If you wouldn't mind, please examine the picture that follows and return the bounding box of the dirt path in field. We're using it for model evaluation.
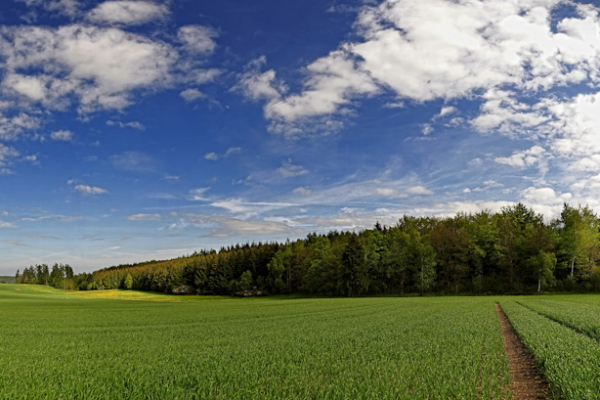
[496,304,550,400]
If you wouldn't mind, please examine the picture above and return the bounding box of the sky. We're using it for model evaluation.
[2,0,600,274]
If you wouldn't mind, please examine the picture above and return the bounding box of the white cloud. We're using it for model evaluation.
[0,25,177,113]
[183,68,221,85]
[277,160,309,178]
[470,90,549,134]
[0,143,19,167]
[495,145,546,168]
[73,184,108,196]
[50,130,74,141]
[107,120,145,130]
[19,0,80,17]
[421,124,433,135]
[170,213,300,238]
[237,0,600,137]
[521,186,573,218]
[224,147,242,157]
[180,88,205,102]
[177,25,218,54]
[406,186,433,196]
[438,106,457,118]
[0,220,18,229]
[437,200,515,217]
[376,187,403,198]
[203,147,242,161]
[210,198,296,218]
[127,213,161,221]
[87,1,169,26]
[237,52,378,135]
[236,57,285,102]
[187,187,211,201]
[0,112,41,141]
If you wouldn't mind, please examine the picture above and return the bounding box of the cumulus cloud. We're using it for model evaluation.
[495,146,546,168]
[0,25,177,113]
[236,0,600,138]
[521,186,572,217]
[50,130,74,141]
[177,25,218,54]
[236,57,285,102]
[87,1,169,25]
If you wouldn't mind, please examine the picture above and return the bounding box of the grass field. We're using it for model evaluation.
[1,285,509,400]
[4,286,600,399]
[500,296,600,400]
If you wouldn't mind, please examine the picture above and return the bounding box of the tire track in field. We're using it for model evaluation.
[496,304,550,400]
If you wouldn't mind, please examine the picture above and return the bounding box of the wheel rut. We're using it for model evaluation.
[495,303,550,400]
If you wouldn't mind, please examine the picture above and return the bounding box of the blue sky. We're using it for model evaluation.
[2,0,600,274]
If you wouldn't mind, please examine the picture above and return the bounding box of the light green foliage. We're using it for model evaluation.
[554,205,600,283]
[502,298,600,400]
[124,273,133,290]
[1,285,508,399]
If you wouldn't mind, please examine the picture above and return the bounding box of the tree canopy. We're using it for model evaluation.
[17,203,600,296]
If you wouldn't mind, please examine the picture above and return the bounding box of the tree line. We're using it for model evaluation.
[15,203,600,296]
[16,263,76,290]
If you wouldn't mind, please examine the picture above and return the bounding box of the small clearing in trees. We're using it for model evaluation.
[496,303,550,400]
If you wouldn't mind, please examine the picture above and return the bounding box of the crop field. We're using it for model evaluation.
[500,296,600,400]
[1,285,509,400]
[4,285,600,400]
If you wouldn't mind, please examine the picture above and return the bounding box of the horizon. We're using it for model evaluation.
[2,0,600,275]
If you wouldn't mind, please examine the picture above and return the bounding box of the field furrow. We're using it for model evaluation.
[501,300,600,400]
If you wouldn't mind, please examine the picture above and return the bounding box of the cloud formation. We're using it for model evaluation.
[50,129,74,141]
[73,184,108,196]
[237,0,600,140]
[87,1,169,26]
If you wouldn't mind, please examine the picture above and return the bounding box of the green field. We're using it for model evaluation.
[3,286,600,399]
[2,285,509,399]
[500,296,600,400]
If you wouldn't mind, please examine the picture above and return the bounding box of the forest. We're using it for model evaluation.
[15,203,600,296]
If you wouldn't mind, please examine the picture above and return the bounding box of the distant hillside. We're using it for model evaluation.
[0,276,15,284]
